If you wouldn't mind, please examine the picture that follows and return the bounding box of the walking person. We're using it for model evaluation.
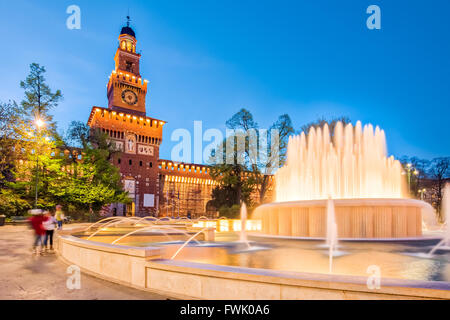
[55,205,64,230]
[28,209,46,256]
[43,211,57,252]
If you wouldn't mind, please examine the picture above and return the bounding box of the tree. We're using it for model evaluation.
[209,108,294,208]
[8,63,64,209]
[55,121,131,213]
[0,101,24,187]
[257,114,294,203]
[429,157,450,220]
[299,116,351,136]
[399,156,430,197]
[1,63,129,218]
[0,189,31,218]
[20,63,62,133]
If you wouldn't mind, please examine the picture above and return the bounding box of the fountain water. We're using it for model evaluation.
[85,217,151,240]
[255,121,434,238]
[110,225,201,245]
[326,197,338,273]
[429,184,450,255]
[240,202,248,243]
[276,121,405,201]
[170,227,208,260]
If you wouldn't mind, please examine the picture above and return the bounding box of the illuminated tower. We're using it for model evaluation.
[107,16,147,116]
[87,17,165,216]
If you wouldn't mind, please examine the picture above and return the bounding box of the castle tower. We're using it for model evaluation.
[107,16,147,116]
[87,18,165,216]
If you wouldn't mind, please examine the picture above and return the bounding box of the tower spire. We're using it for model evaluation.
[126,8,131,27]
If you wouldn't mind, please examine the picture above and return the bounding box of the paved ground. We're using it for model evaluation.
[0,224,169,300]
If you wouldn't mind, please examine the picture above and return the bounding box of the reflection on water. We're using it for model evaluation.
[123,233,450,283]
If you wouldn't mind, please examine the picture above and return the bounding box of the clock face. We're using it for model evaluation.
[121,89,138,105]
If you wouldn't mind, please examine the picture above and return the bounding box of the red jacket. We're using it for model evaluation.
[29,215,47,235]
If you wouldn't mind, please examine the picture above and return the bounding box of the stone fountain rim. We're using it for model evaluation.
[56,226,450,299]
[257,198,432,208]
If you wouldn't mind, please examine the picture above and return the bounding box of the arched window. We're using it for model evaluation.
[121,41,126,50]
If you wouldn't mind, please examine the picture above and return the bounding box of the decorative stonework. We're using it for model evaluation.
[125,134,136,154]
[138,144,154,156]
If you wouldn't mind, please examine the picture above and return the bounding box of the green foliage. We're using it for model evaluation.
[0,189,31,217]
[209,108,294,206]
[210,184,252,211]
[20,63,62,132]
[0,63,129,218]
[56,121,131,212]
[0,101,24,187]
[218,204,241,219]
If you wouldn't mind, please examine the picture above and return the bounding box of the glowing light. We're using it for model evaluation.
[276,121,406,201]
[35,118,45,128]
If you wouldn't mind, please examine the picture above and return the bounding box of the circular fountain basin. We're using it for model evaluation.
[254,198,433,239]
[56,225,450,300]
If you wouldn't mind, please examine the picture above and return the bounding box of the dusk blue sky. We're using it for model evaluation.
[0,0,449,162]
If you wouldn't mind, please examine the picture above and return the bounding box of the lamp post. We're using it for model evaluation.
[405,163,418,195]
[419,188,426,201]
[34,118,45,208]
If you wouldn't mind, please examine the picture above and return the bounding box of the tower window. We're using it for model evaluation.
[149,162,153,168]
[129,159,132,165]
[126,61,133,72]
[118,158,121,164]
[139,161,143,167]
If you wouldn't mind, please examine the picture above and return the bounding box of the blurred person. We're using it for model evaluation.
[28,209,46,255]
[55,205,64,230]
[43,211,57,252]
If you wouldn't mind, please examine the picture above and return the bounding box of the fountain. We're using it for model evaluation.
[240,202,248,243]
[326,197,338,273]
[429,184,450,255]
[254,121,435,239]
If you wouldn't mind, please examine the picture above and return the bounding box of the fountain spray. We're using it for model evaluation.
[429,183,450,255]
[326,197,338,273]
[240,202,248,243]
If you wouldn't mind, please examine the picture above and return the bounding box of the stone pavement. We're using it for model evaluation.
[0,224,169,300]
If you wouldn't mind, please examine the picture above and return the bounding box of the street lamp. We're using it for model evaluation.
[35,118,45,128]
[404,163,419,195]
[419,188,427,201]
[33,118,46,208]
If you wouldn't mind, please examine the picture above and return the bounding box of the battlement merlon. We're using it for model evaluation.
[87,106,166,139]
